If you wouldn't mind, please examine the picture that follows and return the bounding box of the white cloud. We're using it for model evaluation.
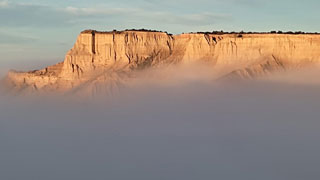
[148,12,231,26]
[0,1,232,32]
[0,0,9,8]
[62,6,231,26]
[65,6,79,14]
[64,6,140,16]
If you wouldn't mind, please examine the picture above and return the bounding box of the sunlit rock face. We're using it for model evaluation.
[5,30,320,95]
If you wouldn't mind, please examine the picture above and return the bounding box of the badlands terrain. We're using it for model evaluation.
[2,30,320,180]
[3,30,320,96]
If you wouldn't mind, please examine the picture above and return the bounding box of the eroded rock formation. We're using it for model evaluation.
[5,30,320,95]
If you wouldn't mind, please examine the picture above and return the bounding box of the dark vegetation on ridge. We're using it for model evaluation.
[82,29,173,36]
[193,30,320,35]
[82,29,319,36]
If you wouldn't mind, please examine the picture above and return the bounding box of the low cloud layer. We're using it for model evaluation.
[1,63,320,180]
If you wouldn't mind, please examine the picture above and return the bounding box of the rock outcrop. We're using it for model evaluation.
[5,30,320,95]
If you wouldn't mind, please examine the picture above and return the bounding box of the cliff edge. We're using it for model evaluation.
[5,30,320,95]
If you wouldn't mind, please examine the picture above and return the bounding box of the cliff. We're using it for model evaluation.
[5,30,320,94]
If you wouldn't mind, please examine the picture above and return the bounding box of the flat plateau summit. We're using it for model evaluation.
[4,30,320,95]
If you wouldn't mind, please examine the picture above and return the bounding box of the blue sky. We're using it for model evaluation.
[1,0,320,66]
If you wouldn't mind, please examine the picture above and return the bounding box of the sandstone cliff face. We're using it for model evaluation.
[5,30,320,94]
[61,31,174,79]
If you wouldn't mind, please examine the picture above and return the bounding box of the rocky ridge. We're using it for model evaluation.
[5,30,320,95]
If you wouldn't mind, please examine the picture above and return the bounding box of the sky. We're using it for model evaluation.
[0,0,320,66]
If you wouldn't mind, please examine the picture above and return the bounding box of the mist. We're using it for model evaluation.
[0,59,60,77]
[1,63,320,180]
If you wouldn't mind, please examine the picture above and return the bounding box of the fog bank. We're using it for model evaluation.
[1,64,320,180]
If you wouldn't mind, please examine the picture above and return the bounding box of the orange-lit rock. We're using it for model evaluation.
[5,30,320,94]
